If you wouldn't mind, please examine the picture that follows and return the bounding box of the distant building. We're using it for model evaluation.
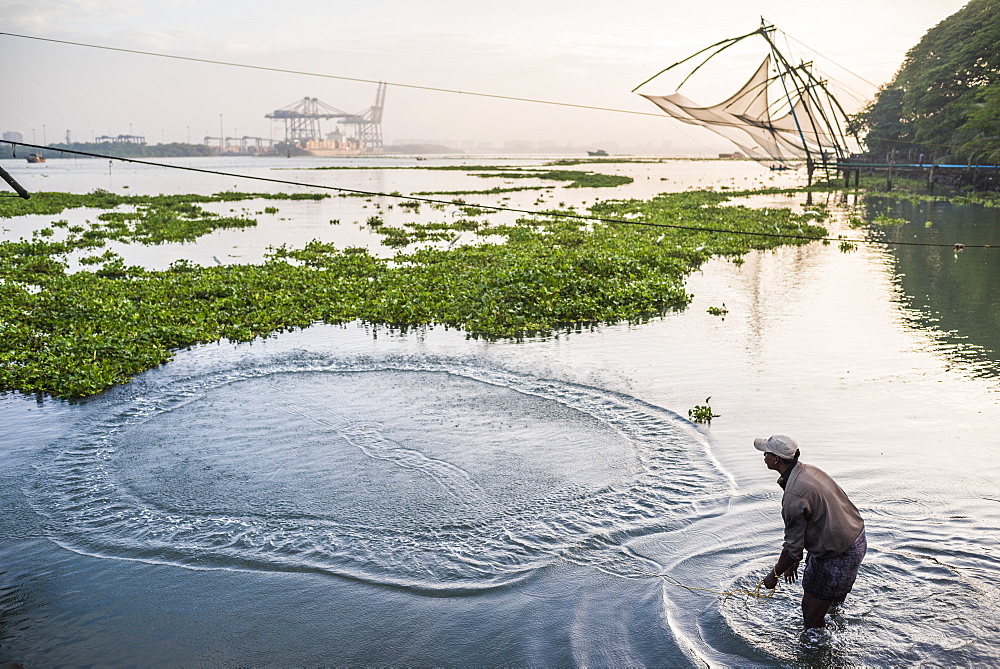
[718,151,745,159]
[3,131,24,142]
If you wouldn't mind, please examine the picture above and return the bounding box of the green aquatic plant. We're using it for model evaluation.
[371,218,487,249]
[373,224,455,248]
[0,190,328,220]
[414,186,551,196]
[473,169,633,188]
[0,187,827,398]
[688,398,719,424]
[872,214,909,226]
[91,204,257,245]
[386,164,633,189]
[707,304,728,316]
[547,158,669,166]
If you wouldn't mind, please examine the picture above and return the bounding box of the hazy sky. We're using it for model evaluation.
[1,0,969,152]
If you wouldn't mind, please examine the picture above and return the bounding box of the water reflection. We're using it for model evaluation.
[868,197,1000,376]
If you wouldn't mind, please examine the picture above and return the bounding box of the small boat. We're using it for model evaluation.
[587,149,608,156]
[26,153,46,163]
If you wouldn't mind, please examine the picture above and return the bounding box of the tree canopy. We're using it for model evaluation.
[851,0,1000,163]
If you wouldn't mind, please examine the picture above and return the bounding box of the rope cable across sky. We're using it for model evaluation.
[0,30,980,156]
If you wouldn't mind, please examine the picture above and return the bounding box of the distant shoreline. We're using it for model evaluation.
[1,142,745,161]
[0,142,215,160]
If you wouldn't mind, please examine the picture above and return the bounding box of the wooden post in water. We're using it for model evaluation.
[887,150,895,190]
[0,165,30,199]
[854,168,860,188]
[806,159,814,187]
[927,165,935,193]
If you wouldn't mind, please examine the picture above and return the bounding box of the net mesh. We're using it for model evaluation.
[640,54,851,166]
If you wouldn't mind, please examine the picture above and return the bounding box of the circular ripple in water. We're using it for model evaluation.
[648,469,1000,666]
[32,355,730,592]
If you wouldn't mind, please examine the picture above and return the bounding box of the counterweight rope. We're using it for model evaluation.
[0,32,666,120]
[670,576,776,602]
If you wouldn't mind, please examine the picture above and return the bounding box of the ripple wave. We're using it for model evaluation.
[31,354,731,593]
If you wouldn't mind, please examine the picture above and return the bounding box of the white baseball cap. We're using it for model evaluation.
[753,434,799,459]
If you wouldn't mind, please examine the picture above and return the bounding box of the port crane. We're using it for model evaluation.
[266,83,386,154]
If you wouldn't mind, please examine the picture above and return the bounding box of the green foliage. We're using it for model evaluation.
[688,397,719,424]
[872,214,908,226]
[961,80,1000,164]
[407,164,633,188]
[280,162,632,189]
[0,190,328,221]
[852,0,1000,162]
[415,186,551,196]
[840,174,1000,206]
[371,219,478,248]
[0,188,826,398]
[707,304,728,316]
[847,214,866,228]
[0,190,329,250]
[472,169,633,188]
[849,86,912,158]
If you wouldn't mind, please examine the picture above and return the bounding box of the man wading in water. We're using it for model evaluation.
[756,434,866,629]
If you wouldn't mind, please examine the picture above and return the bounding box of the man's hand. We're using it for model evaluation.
[764,548,800,589]
[782,560,800,584]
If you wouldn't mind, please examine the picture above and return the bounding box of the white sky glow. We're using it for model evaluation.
[0,0,969,153]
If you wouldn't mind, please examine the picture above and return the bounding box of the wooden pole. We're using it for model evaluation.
[0,165,30,199]
[887,149,895,190]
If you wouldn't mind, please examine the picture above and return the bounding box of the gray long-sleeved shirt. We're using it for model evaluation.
[780,461,864,561]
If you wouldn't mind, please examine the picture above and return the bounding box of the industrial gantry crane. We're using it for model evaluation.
[266,82,387,154]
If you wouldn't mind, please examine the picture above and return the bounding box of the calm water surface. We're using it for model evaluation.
[1,157,999,666]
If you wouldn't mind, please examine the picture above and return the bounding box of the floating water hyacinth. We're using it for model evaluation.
[0,187,828,397]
